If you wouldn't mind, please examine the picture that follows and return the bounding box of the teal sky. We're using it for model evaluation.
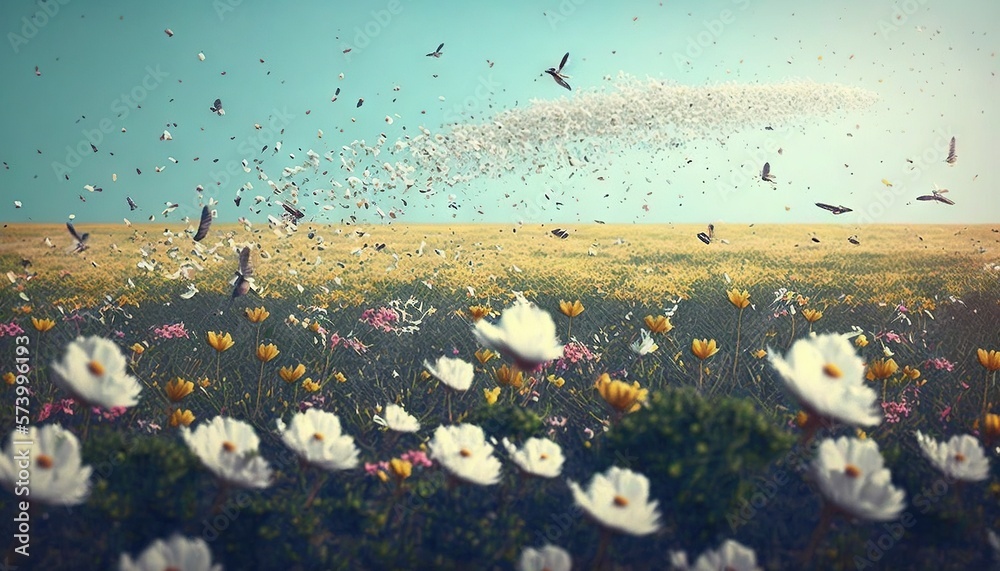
[0,0,997,226]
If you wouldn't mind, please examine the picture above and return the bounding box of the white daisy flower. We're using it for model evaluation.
[568,466,661,536]
[812,436,906,522]
[182,417,272,489]
[50,335,142,410]
[768,333,881,427]
[473,297,564,369]
[428,424,501,486]
[0,424,92,506]
[502,437,565,478]
[118,534,222,571]
[630,330,659,356]
[914,431,990,482]
[518,544,571,571]
[424,356,475,392]
[373,403,420,433]
[670,539,761,570]
[277,409,359,472]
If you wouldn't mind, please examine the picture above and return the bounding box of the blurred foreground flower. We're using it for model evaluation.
[429,424,501,486]
[503,437,564,478]
[812,436,905,522]
[670,539,761,571]
[474,297,564,370]
[181,416,272,489]
[518,544,571,571]
[424,356,474,391]
[0,424,92,506]
[595,373,647,414]
[118,534,221,571]
[915,431,990,482]
[373,403,420,433]
[51,335,142,410]
[277,409,359,472]
[568,466,661,536]
[768,334,881,431]
[644,315,673,334]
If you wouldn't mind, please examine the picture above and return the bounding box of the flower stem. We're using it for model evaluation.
[731,308,744,382]
[567,317,573,341]
[304,471,328,509]
[215,352,221,384]
[592,527,613,571]
[801,502,834,565]
[254,360,265,418]
[698,363,704,391]
[210,481,230,515]
[983,369,993,426]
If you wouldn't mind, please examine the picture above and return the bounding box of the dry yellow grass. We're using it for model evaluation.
[1,223,997,308]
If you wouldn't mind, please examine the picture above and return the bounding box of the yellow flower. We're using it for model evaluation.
[302,378,320,392]
[495,364,524,388]
[3,373,15,386]
[420,371,432,381]
[256,343,279,363]
[207,331,234,353]
[245,307,270,323]
[377,470,389,483]
[547,374,565,388]
[855,428,868,440]
[389,458,412,481]
[802,309,823,323]
[334,372,347,383]
[691,338,719,360]
[977,349,1000,372]
[795,411,810,428]
[467,305,492,322]
[643,315,673,334]
[169,409,195,427]
[198,377,211,388]
[131,343,145,355]
[854,335,869,348]
[594,373,648,414]
[752,349,767,359]
[484,386,501,405]
[279,364,306,383]
[31,317,55,332]
[980,413,1000,444]
[902,366,920,381]
[796,295,809,306]
[559,299,585,318]
[474,348,497,365]
[309,321,321,333]
[726,289,751,310]
[866,358,899,381]
[165,378,194,402]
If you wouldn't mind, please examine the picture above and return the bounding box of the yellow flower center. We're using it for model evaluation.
[87,360,105,376]
[844,464,862,478]
[222,441,237,453]
[36,454,54,469]
[822,363,842,378]
[459,448,472,458]
[613,495,629,507]
[954,453,966,463]
[313,433,324,441]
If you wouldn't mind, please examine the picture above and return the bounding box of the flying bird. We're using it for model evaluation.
[815,203,853,215]
[848,235,860,245]
[66,223,89,253]
[551,228,569,239]
[126,196,138,211]
[545,52,572,90]
[426,43,444,58]
[193,205,212,241]
[230,246,255,298]
[210,98,224,115]
[917,186,955,205]
[761,162,776,183]
[945,136,957,165]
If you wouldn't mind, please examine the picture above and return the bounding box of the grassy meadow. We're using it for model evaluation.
[0,222,998,569]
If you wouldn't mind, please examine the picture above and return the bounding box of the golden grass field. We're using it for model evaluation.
[1,223,997,310]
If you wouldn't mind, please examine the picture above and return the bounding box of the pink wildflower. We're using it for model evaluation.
[400,449,433,468]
